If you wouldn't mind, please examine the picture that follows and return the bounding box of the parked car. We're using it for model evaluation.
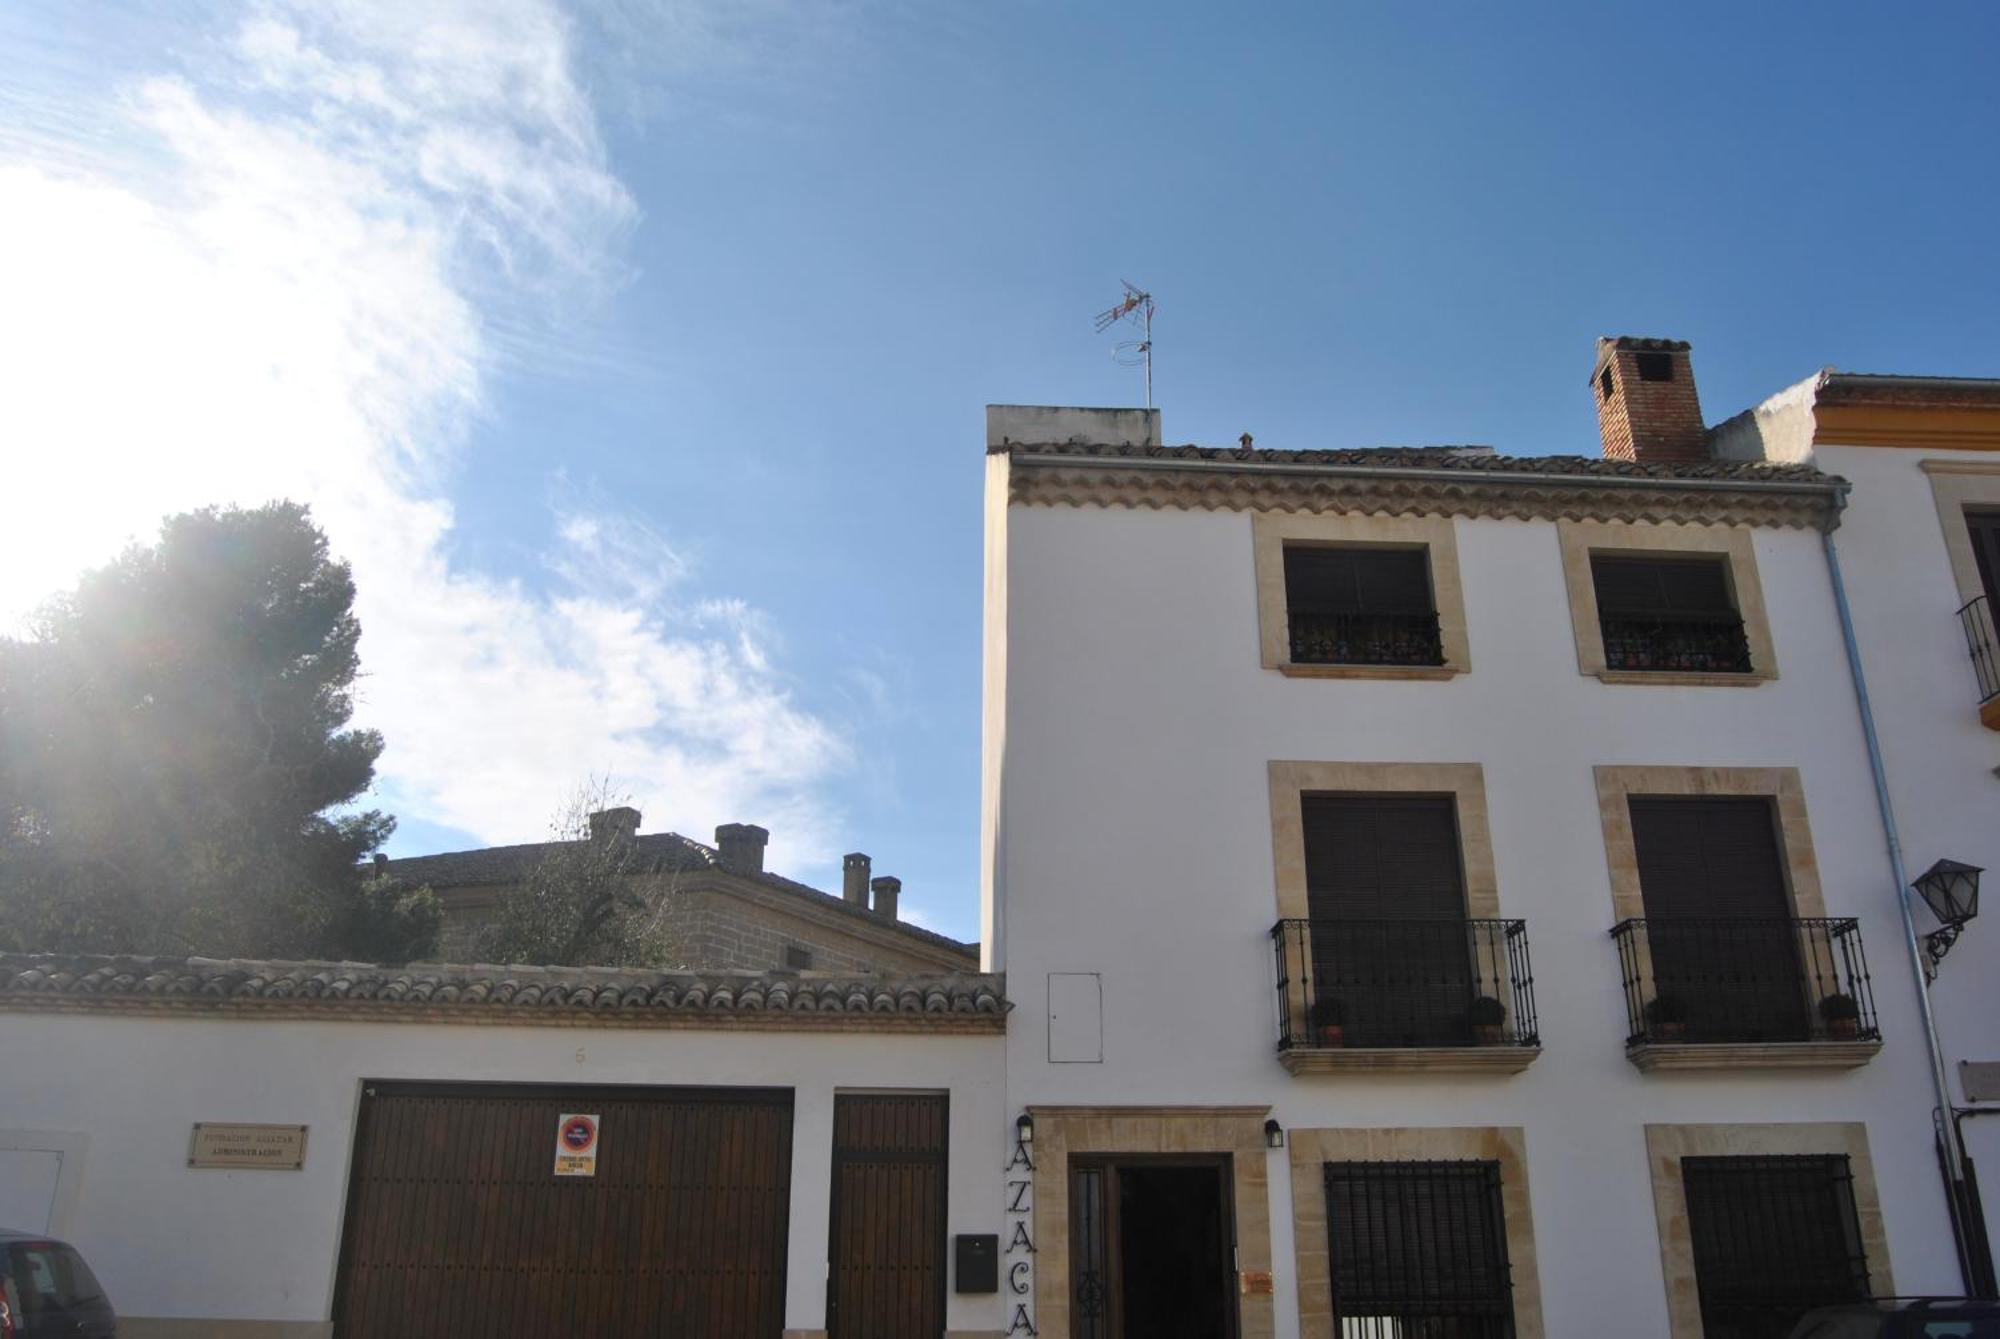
[1787,1297,2000,1338]
[0,1230,116,1338]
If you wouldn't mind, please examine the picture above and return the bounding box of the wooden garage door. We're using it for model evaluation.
[334,1082,793,1338]
[827,1092,948,1339]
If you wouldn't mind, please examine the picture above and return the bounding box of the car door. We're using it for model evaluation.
[5,1241,116,1339]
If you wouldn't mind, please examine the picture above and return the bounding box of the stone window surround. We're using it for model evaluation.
[1269,762,1500,923]
[1026,1105,1277,1339]
[1592,767,1882,1071]
[1287,1126,1544,1339]
[1592,766,1824,924]
[1252,513,1471,680]
[1266,763,1536,1072]
[1557,519,1778,686]
[1643,1123,1893,1339]
[1922,460,2000,606]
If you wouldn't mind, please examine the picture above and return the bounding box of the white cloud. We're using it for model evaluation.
[0,0,848,870]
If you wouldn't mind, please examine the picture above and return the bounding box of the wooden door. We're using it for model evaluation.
[1303,794,1474,1046]
[1067,1157,1239,1339]
[827,1092,947,1339]
[333,1082,793,1338]
[1630,796,1808,1042]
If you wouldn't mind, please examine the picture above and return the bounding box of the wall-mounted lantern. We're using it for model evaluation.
[1913,858,1983,977]
[1016,1112,1034,1145]
[1264,1119,1285,1149]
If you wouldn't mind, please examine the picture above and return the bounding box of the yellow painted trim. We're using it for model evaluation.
[1814,404,2000,451]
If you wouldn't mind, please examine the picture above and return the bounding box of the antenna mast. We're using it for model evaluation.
[1094,281,1156,408]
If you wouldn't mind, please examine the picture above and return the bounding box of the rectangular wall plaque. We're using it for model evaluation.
[188,1123,308,1170]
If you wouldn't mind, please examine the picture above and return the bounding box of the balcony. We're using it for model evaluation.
[1610,917,1882,1072]
[1600,610,1753,675]
[1960,595,2000,731]
[1272,918,1540,1074]
[1287,610,1444,669]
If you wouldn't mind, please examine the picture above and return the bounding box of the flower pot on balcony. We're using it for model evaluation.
[1819,992,1862,1041]
[1468,995,1507,1045]
[1311,999,1346,1048]
[1644,994,1689,1043]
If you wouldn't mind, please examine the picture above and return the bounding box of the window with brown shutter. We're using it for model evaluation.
[1283,546,1444,667]
[1628,796,1810,1043]
[1590,553,1753,673]
[1301,795,1474,1047]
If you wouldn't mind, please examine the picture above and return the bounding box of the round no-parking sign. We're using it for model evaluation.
[554,1112,600,1177]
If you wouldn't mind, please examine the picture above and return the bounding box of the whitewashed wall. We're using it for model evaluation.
[0,1013,1004,1336]
[988,496,1970,1334]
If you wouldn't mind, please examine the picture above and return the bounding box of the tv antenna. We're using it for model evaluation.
[1094,281,1155,407]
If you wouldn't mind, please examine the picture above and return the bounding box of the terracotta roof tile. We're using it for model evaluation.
[0,954,1006,1028]
[999,440,1838,485]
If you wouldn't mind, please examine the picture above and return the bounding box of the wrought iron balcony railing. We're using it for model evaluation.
[1287,610,1445,668]
[1609,917,1879,1047]
[1600,609,1753,674]
[1272,918,1538,1051]
[1960,594,1999,711]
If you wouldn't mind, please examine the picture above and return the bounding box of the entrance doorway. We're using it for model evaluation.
[1069,1156,1239,1339]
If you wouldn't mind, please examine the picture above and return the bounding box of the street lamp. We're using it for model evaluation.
[1913,858,1983,978]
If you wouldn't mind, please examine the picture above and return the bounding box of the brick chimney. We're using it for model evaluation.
[842,852,871,905]
[587,806,641,842]
[715,823,769,874]
[1591,336,1708,464]
[870,875,901,920]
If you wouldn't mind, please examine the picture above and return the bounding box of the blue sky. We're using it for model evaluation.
[4,2,1997,943]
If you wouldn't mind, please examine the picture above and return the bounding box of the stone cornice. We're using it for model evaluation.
[1005,453,1847,530]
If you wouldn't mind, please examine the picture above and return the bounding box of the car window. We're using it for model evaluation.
[5,1243,106,1314]
[1923,1322,2000,1337]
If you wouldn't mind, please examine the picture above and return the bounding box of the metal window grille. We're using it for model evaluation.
[1324,1159,1516,1338]
[1591,554,1753,674]
[1960,594,1999,709]
[1283,545,1445,667]
[1272,918,1539,1053]
[1681,1154,1871,1339]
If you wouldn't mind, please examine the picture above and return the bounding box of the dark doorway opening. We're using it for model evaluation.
[1070,1156,1239,1339]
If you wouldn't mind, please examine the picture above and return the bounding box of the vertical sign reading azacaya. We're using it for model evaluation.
[1005,1120,1037,1335]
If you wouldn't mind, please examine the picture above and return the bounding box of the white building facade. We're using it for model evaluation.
[980,341,1988,1337]
[1713,369,2000,1285]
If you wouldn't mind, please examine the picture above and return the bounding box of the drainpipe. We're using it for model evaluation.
[1823,521,1994,1295]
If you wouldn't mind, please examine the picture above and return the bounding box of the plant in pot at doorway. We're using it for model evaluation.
[1819,992,1862,1041]
[1311,997,1346,1047]
[1468,995,1507,1044]
[1644,993,1689,1043]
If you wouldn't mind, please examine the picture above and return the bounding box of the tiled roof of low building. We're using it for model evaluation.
[383,832,711,889]
[998,439,1837,484]
[382,833,977,959]
[0,954,1006,1032]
